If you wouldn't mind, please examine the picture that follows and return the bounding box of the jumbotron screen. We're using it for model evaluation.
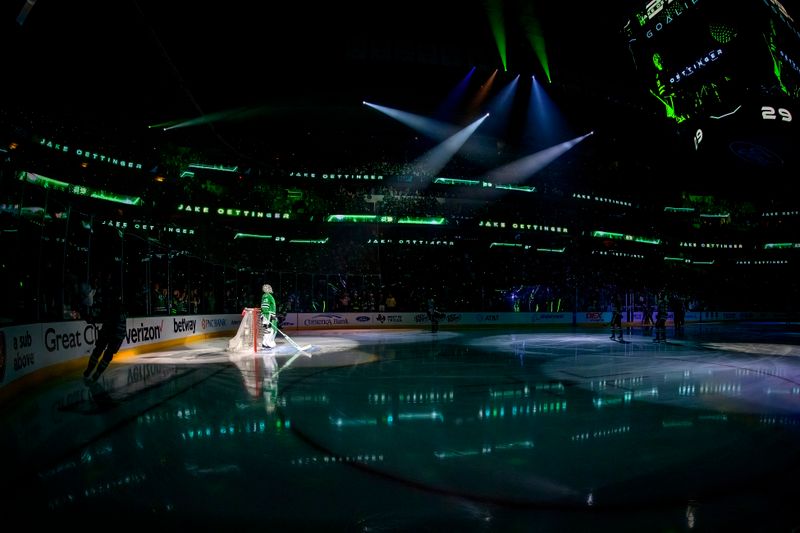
[625,0,799,170]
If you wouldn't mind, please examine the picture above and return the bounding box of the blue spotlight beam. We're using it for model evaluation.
[525,75,571,149]
[435,67,476,120]
[482,75,520,138]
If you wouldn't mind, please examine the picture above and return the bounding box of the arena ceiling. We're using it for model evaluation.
[2,1,648,165]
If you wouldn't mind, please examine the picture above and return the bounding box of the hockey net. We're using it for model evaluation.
[227,307,264,353]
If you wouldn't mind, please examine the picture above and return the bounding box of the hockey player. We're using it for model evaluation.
[427,297,444,333]
[654,291,669,343]
[83,274,127,381]
[609,296,623,341]
[261,283,278,349]
[641,298,654,336]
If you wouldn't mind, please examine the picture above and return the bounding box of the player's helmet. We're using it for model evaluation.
[263,284,273,294]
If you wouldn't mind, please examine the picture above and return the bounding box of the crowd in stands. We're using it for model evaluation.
[1,106,798,327]
[2,170,794,327]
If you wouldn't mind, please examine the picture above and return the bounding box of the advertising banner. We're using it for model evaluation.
[2,309,787,392]
[0,314,234,389]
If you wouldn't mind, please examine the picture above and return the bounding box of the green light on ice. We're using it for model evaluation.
[434,449,483,459]
[593,396,624,408]
[397,411,444,422]
[494,440,534,450]
[662,419,694,428]
[330,417,377,427]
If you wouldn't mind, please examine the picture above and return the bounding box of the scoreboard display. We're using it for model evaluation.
[624,0,799,173]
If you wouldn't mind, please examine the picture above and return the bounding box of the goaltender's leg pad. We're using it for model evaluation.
[263,327,277,348]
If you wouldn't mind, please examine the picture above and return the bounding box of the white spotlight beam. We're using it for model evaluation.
[406,113,490,177]
[162,105,281,130]
[487,132,593,184]
[16,0,37,25]
[363,101,459,141]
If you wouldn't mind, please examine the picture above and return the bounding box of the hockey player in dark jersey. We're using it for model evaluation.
[610,296,623,341]
[427,297,445,333]
[654,291,669,343]
[83,274,127,382]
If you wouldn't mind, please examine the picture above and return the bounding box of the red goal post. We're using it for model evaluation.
[227,307,264,353]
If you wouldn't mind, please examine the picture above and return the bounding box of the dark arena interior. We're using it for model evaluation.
[1,1,800,531]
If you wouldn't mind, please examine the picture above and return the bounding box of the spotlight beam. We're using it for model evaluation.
[487,132,593,184]
[405,114,490,178]
[363,101,459,141]
[159,106,282,131]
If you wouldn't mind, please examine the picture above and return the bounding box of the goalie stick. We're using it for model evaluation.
[274,349,306,377]
[272,328,313,377]
[275,326,313,358]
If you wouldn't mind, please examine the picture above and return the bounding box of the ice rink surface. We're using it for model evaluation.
[2,323,800,531]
